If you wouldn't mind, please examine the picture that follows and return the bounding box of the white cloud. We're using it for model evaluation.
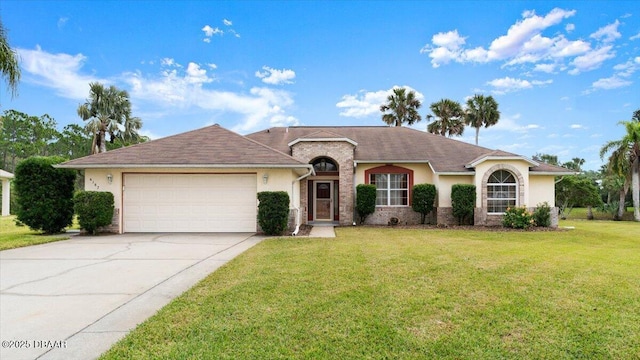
[202,25,223,37]
[57,17,68,29]
[223,19,232,26]
[570,124,584,129]
[17,46,106,100]
[336,85,425,118]
[486,76,552,94]
[421,8,584,68]
[486,8,576,60]
[207,63,217,70]
[255,66,296,85]
[565,23,575,32]
[125,66,296,133]
[631,32,640,40]
[569,45,615,74]
[591,76,632,90]
[590,20,621,43]
[533,63,557,73]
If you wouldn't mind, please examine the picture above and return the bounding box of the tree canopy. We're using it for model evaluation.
[427,99,464,137]
[0,18,21,101]
[380,88,422,127]
[77,82,143,154]
[464,94,500,145]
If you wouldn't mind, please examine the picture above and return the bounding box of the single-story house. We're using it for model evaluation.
[1,169,14,217]
[58,124,574,233]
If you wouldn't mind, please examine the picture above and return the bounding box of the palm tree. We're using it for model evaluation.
[116,116,143,146]
[380,88,422,127]
[464,94,500,145]
[0,18,21,100]
[600,113,640,221]
[77,82,139,154]
[428,99,464,137]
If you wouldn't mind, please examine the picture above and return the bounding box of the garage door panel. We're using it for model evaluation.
[123,174,257,233]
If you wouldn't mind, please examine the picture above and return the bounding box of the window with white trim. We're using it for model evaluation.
[370,173,408,206]
[487,170,516,213]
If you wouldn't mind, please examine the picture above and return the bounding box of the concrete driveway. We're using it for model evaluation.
[0,233,262,360]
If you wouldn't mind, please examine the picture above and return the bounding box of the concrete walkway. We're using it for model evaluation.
[308,225,336,238]
[0,233,262,360]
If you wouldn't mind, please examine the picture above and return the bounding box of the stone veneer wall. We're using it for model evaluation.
[364,206,432,225]
[291,141,356,226]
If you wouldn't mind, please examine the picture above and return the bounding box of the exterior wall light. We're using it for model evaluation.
[107,174,113,184]
[262,173,269,184]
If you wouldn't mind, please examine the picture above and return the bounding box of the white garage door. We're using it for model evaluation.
[123,174,257,232]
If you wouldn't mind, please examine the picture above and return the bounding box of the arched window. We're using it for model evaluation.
[312,157,338,173]
[487,170,516,213]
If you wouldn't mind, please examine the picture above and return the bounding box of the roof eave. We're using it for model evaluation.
[56,163,312,170]
[530,171,578,176]
[465,156,539,168]
[288,138,358,147]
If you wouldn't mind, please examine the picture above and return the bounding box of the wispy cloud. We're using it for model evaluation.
[201,19,240,42]
[590,20,621,43]
[336,85,425,118]
[17,45,106,100]
[255,66,296,85]
[486,77,552,94]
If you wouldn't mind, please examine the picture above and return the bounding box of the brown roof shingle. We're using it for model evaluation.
[59,124,307,168]
[247,126,573,174]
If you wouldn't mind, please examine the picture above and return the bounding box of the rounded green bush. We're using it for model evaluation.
[74,191,115,235]
[13,156,76,234]
[257,191,290,235]
[356,184,376,224]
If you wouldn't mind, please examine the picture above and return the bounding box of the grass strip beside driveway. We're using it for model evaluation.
[102,221,640,359]
[0,216,70,251]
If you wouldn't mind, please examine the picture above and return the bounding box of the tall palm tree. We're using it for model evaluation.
[77,82,138,154]
[116,116,143,146]
[0,19,21,100]
[464,94,500,145]
[600,114,640,221]
[380,88,422,127]
[428,99,464,137]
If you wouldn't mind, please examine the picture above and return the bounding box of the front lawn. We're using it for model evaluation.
[102,221,640,359]
[0,216,71,251]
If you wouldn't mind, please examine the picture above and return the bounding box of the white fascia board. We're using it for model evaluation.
[465,156,539,169]
[288,138,358,147]
[529,171,578,176]
[435,172,475,176]
[354,160,431,164]
[55,163,313,170]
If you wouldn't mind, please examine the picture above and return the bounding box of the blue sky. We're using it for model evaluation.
[1,1,639,170]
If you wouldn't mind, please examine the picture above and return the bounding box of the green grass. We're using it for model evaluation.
[102,220,640,359]
[564,206,635,221]
[0,216,71,251]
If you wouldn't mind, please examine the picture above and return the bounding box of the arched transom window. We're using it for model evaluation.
[312,157,338,173]
[487,170,516,213]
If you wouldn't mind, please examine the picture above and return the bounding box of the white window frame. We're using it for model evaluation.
[487,170,517,214]
[370,173,409,207]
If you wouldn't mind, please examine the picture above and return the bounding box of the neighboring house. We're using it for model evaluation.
[58,124,573,233]
[1,169,14,217]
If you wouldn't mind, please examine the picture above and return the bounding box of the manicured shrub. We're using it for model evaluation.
[74,191,115,235]
[503,206,534,229]
[451,184,475,225]
[356,184,376,224]
[412,183,436,224]
[533,202,551,227]
[13,156,76,234]
[257,191,290,235]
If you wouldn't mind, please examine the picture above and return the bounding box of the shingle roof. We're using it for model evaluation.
[59,124,307,168]
[247,126,573,174]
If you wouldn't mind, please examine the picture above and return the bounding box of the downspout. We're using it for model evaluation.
[353,161,357,225]
[291,165,315,236]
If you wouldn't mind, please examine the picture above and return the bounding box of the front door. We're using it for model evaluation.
[314,181,333,221]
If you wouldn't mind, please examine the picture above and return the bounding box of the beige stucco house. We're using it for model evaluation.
[58,124,573,233]
[1,169,14,217]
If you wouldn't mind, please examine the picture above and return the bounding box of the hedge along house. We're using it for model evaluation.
[58,124,573,233]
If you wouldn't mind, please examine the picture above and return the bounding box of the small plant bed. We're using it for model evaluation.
[356,224,564,232]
